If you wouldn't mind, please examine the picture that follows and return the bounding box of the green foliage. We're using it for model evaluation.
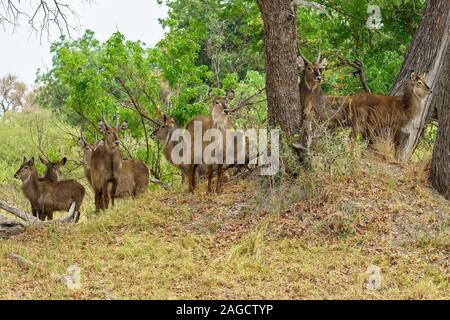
[33,0,427,182]
[0,111,77,185]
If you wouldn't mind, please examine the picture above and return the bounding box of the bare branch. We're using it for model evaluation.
[229,87,266,114]
[292,0,331,19]
[0,1,85,41]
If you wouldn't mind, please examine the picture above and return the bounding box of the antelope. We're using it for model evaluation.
[23,156,68,218]
[348,72,432,146]
[151,90,235,193]
[297,50,350,128]
[14,157,85,221]
[79,132,149,198]
[90,114,128,211]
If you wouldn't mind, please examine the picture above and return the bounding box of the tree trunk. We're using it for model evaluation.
[431,45,450,200]
[257,0,302,136]
[391,0,450,161]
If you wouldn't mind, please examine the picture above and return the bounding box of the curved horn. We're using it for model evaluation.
[114,112,119,127]
[102,111,111,128]
[80,127,86,142]
[298,48,312,65]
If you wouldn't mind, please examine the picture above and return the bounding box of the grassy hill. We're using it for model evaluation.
[0,112,448,299]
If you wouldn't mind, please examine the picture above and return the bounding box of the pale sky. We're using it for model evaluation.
[0,0,168,86]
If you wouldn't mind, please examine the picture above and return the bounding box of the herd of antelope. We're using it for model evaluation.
[13,52,432,222]
[297,51,432,150]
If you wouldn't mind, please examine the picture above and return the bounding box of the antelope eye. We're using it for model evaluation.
[24,166,28,169]
[161,125,166,128]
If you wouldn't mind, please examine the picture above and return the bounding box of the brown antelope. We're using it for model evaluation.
[348,72,432,146]
[78,130,96,186]
[79,132,149,198]
[14,157,85,221]
[151,90,235,193]
[23,156,67,218]
[297,51,350,128]
[90,114,128,211]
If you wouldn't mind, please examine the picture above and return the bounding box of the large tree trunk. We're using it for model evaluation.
[431,45,450,200]
[257,0,302,136]
[391,0,450,161]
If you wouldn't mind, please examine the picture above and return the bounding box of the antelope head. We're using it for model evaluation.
[150,114,177,144]
[39,156,67,181]
[14,157,37,182]
[208,89,235,129]
[409,72,432,101]
[297,49,328,91]
[98,113,128,150]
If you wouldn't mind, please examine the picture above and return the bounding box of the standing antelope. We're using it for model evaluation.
[348,72,432,147]
[90,115,128,211]
[79,131,150,198]
[297,51,350,128]
[14,157,85,221]
[151,90,235,193]
[23,156,68,218]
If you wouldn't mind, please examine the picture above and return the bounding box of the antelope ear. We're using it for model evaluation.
[23,156,27,163]
[28,157,34,166]
[163,114,167,123]
[410,72,417,81]
[98,121,107,132]
[226,90,235,101]
[120,121,128,131]
[319,58,328,69]
[40,156,49,166]
[59,157,67,166]
[208,89,215,99]
[297,56,306,70]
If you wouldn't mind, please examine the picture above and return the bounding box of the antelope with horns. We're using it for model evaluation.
[14,157,85,221]
[151,90,235,193]
[79,130,150,198]
[297,50,350,128]
[348,72,432,148]
[90,114,128,211]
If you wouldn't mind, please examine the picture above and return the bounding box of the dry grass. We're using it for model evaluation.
[0,140,448,299]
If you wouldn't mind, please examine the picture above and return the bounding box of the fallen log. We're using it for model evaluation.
[0,201,79,238]
[0,215,26,238]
